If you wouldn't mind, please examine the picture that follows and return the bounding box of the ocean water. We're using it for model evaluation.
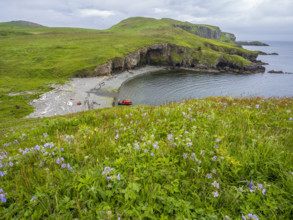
[117,41,293,105]
[243,41,293,73]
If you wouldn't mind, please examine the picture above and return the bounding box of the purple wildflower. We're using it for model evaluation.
[34,145,40,151]
[102,167,114,175]
[187,142,192,147]
[200,150,205,155]
[242,214,246,220]
[0,171,5,177]
[216,138,221,142]
[212,191,219,197]
[43,133,48,138]
[257,183,263,190]
[212,156,217,161]
[167,134,173,141]
[61,164,66,168]
[211,181,219,189]
[153,142,159,150]
[56,158,61,164]
[262,188,266,195]
[67,163,73,170]
[183,153,188,159]
[9,162,13,167]
[206,174,212,179]
[117,173,121,180]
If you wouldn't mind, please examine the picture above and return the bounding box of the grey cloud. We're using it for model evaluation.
[1,0,293,40]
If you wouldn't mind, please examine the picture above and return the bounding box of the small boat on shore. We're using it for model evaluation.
[117,99,132,105]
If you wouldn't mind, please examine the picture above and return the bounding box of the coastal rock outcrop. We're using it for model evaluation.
[78,43,264,77]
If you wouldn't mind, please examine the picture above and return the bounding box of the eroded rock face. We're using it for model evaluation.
[89,43,264,76]
[223,32,236,42]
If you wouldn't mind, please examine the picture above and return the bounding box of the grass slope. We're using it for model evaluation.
[0,17,257,123]
[0,97,292,218]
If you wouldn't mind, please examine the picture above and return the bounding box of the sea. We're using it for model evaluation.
[117,41,293,105]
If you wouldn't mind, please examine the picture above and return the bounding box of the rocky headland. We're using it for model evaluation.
[236,41,269,46]
[76,43,265,78]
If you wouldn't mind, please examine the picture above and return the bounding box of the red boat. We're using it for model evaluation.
[117,99,132,105]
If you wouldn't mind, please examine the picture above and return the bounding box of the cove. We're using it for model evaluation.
[117,70,293,106]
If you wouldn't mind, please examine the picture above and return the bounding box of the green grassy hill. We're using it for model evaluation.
[0,17,257,123]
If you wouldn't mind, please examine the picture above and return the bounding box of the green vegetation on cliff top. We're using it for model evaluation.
[0,17,257,122]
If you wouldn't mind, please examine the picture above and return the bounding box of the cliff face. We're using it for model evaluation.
[76,43,264,77]
[173,24,221,40]
[173,24,236,43]
[222,32,236,42]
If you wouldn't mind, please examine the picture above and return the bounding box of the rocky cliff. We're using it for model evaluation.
[76,43,264,77]
[173,24,236,43]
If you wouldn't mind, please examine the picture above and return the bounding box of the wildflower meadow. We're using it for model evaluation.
[0,97,292,219]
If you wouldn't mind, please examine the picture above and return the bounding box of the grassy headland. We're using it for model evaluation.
[0,17,258,123]
[0,97,292,218]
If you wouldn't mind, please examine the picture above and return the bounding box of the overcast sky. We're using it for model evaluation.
[1,0,292,41]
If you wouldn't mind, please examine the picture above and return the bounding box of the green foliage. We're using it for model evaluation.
[0,97,293,219]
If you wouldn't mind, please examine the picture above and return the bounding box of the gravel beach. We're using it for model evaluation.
[26,66,165,118]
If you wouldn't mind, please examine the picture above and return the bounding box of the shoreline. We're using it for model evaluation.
[26,66,166,118]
